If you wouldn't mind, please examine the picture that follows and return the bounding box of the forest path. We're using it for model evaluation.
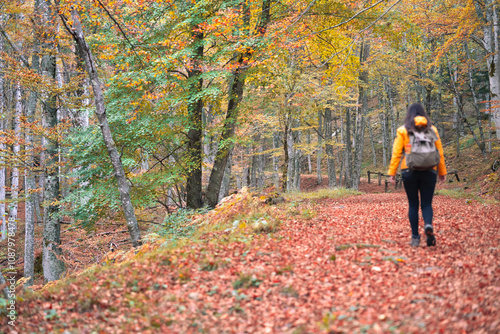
[7,192,500,333]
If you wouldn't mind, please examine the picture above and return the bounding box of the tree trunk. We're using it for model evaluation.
[286,122,294,191]
[316,111,323,184]
[324,108,336,188]
[344,108,353,187]
[381,111,388,167]
[293,127,301,190]
[352,41,369,190]
[24,11,41,286]
[368,121,377,167]
[306,130,312,174]
[257,142,265,188]
[250,140,258,188]
[282,120,289,192]
[338,115,344,186]
[0,30,5,241]
[41,29,65,282]
[474,0,500,140]
[218,151,232,202]
[8,83,21,235]
[464,42,486,153]
[185,29,204,209]
[272,132,280,189]
[206,0,271,207]
[64,9,142,246]
[446,55,483,153]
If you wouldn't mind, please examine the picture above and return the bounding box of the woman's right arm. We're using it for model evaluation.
[387,128,405,176]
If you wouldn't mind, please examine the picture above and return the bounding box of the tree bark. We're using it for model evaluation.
[0,27,5,241]
[185,29,204,209]
[324,108,336,188]
[352,41,369,191]
[344,108,353,187]
[218,151,232,202]
[474,0,500,140]
[282,120,289,192]
[62,9,141,247]
[8,83,21,235]
[257,142,265,188]
[41,25,65,282]
[316,110,323,184]
[272,132,280,189]
[464,41,486,153]
[293,126,301,190]
[306,130,312,174]
[250,140,258,188]
[446,55,483,153]
[368,121,377,167]
[381,110,388,167]
[286,120,294,191]
[24,4,41,286]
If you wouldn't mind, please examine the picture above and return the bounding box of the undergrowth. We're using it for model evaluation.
[286,188,363,201]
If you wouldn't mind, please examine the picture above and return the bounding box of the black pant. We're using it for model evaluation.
[401,169,437,238]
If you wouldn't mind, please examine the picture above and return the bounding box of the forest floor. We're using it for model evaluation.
[2,176,500,333]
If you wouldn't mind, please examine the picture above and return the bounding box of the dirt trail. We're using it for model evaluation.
[5,192,500,333]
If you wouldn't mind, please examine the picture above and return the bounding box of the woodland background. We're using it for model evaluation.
[0,0,499,298]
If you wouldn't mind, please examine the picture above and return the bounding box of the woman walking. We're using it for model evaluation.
[388,103,447,247]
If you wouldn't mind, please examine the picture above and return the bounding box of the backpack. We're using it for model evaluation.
[405,128,440,170]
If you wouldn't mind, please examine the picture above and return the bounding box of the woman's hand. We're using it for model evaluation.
[389,175,396,185]
[438,175,446,184]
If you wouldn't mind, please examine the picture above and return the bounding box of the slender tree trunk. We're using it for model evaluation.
[338,115,344,186]
[306,130,312,174]
[474,0,500,140]
[381,111,388,166]
[218,151,232,202]
[352,40,369,190]
[257,142,265,188]
[293,126,301,190]
[344,108,353,187]
[316,111,323,184]
[324,108,336,188]
[272,132,280,189]
[446,55,483,153]
[286,123,294,191]
[487,94,493,153]
[24,8,41,286]
[63,9,141,246]
[282,120,289,192]
[464,42,486,153]
[206,0,271,207]
[8,83,21,235]
[385,78,396,139]
[41,36,65,282]
[250,136,258,188]
[368,121,377,167]
[185,28,204,209]
[0,29,6,241]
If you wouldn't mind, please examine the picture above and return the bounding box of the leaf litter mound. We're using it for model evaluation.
[4,189,500,333]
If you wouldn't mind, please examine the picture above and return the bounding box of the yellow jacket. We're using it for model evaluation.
[388,120,447,176]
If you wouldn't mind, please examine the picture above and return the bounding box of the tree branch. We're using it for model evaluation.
[95,0,146,68]
[0,26,30,67]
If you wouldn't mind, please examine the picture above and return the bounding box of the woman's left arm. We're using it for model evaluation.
[433,127,447,176]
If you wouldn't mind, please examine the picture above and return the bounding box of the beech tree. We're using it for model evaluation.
[60,8,142,247]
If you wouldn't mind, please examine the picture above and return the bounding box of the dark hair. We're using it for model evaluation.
[404,103,432,132]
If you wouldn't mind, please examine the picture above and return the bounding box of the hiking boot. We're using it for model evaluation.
[425,225,436,246]
[411,236,420,248]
